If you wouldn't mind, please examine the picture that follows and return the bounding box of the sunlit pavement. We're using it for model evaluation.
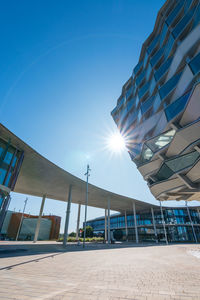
[0,241,200,300]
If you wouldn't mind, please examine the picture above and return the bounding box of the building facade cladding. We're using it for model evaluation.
[111,0,200,202]
[87,207,200,242]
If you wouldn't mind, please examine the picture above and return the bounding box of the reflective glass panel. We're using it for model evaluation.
[0,168,7,184]
[147,35,160,54]
[172,7,195,39]
[159,72,182,100]
[141,95,155,115]
[141,145,153,162]
[189,52,200,75]
[138,81,150,99]
[166,151,200,172]
[136,69,146,86]
[146,129,176,152]
[166,1,184,26]
[154,57,173,82]
[133,61,143,75]
[150,47,164,67]
[160,23,168,46]
[165,91,191,122]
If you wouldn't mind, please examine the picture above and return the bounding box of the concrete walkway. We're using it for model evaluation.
[0,241,200,300]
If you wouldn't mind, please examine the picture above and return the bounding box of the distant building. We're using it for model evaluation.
[1,210,61,240]
[111,0,200,202]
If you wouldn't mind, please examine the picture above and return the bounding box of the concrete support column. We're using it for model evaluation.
[186,201,197,243]
[34,195,46,243]
[63,185,73,247]
[159,200,168,245]
[76,204,81,241]
[133,202,138,243]
[125,210,128,241]
[151,207,158,243]
[104,209,107,242]
[107,199,111,244]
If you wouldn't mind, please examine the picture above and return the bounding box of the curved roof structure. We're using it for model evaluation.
[0,123,158,213]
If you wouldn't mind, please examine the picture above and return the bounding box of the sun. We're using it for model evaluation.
[107,132,126,153]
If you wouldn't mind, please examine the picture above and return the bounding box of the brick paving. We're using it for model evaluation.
[0,242,200,300]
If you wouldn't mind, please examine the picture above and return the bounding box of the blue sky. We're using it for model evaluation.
[1,0,198,233]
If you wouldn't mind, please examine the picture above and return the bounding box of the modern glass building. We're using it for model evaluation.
[87,206,200,243]
[0,137,24,232]
[111,0,200,202]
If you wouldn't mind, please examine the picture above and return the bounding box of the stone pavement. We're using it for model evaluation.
[0,241,200,300]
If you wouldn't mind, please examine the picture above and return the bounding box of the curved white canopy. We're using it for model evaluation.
[0,123,157,213]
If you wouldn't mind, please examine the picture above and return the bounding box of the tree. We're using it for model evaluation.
[113,229,123,240]
[81,226,93,238]
[69,232,76,237]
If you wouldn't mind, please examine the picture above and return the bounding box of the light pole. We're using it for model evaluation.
[16,197,28,241]
[83,164,91,248]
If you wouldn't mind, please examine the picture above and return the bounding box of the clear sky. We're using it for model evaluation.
[1,0,199,233]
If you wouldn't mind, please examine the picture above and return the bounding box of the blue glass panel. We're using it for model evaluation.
[150,47,164,67]
[146,63,152,81]
[133,61,143,75]
[143,52,149,68]
[164,34,175,58]
[0,168,7,184]
[149,76,156,95]
[147,35,160,54]
[166,1,184,26]
[126,85,133,99]
[5,172,12,187]
[138,82,150,99]
[12,156,17,168]
[160,23,168,46]
[192,3,200,28]
[172,7,195,39]
[159,72,182,100]
[154,57,173,82]
[126,97,135,113]
[189,52,200,75]
[136,69,146,86]
[4,151,14,165]
[185,0,193,11]
[153,94,161,112]
[165,91,190,121]
[141,95,155,115]
[117,96,125,109]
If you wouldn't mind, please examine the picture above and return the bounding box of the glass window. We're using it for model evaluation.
[149,76,156,95]
[126,85,133,99]
[150,47,164,67]
[147,35,160,54]
[160,23,168,46]
[164,34,175,58]
[141,95,155,115]
[146,129,176,153]
[165,90,191,122]
[146,63,152,81]
[0,168,7,185]
[159,72,182,100]
[166,151,200,172]
[166,1,184,26]
[136,69,146,86]
[154,57,173,82]
[141,145,153,162]
[172,7,196,39]
[153,93,161,112]
[138,81,150,99]
[133,61,143,75]
[155,151,200,182]
[143,52,149,68]
[189,52,200,75]
[5,172,12,187]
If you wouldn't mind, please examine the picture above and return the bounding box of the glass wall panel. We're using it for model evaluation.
[136,69,146,86]
[146,129,176,152]
[150,47,164,67]
[138,81,150,99]
[160,23,168,46]
[141,96,155,115]
[166,1,184,26]
[159,72,182,100]
[133,61,143,75]
[166,151,199,172]
[147,35,160,54]
[189,52,200,75]
[165,91,191,121]
[172,7,195,39]
[154,57,173,82]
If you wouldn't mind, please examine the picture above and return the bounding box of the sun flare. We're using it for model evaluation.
[107,132,126,153]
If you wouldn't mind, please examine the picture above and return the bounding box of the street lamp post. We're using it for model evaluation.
[16,197,28,241]
[83,164,91,248]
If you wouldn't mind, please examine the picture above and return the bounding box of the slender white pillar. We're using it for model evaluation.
[133,202,138,243]
[33,195,46,243]
[151,207,158,243]
[107,199,111,244]
[105,209,107,242]
[159,200,168,245]
[125,211,128,241]
[63,185,72,247]
[76,204,81,241]
[185,201,197,243]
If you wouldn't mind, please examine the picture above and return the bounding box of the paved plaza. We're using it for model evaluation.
[0,241,200,300]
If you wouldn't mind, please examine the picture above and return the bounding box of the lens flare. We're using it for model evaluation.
[107,132,126,153]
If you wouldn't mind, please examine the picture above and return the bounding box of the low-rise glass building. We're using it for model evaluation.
[87,206,200,243]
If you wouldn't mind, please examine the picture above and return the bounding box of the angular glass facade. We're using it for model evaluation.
[111,0,200,202]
